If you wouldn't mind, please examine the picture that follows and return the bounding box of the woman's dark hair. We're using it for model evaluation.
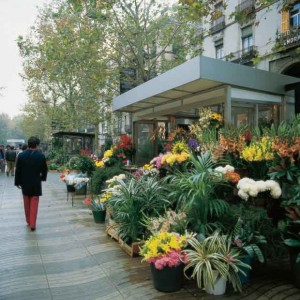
[28,137,40,148]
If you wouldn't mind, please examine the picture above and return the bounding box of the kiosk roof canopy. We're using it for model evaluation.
[113,55,300,114]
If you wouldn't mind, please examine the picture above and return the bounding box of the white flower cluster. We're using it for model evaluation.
[143,168,159,177]
[237,177,282,201]
[214,165,235,174]
[65,175,89,186]
[106,174,126,185]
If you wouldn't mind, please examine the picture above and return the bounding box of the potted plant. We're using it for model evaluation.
[183,231,251,295]
[84,193,111,223]
[280,181,300,287]
[231,217,266,284]
[107,176,170,246]
[166,152,229,234]
[139,231,188,292]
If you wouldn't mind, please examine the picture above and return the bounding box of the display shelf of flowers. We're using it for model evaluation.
[87,110,300,292]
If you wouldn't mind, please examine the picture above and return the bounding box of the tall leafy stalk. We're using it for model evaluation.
[166,152,229,234]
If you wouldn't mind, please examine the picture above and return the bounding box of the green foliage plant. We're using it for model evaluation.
[91,165,124,195]
[165,151,229,234]
[231,217,266,263]
[184,231,251,293]
[108,176,170,244]
[78,155,96,177]
[280,179,300,255]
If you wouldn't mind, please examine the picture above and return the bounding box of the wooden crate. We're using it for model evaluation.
[105,217,144,257]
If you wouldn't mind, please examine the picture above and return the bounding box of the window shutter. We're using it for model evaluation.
[281,10,290,33]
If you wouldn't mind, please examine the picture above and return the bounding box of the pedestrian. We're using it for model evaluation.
[5,145,16,176]
[0,145,5,173]
[15,136,48,231]
[16,143,28,159]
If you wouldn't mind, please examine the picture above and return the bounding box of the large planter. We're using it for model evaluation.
[287,245,300,288]
[92,210,106,223]
[238,255,253,285]
[205,270,227,295]
[150,263,183,292]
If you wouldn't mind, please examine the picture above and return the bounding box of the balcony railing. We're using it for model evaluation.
[225,46,258,65]
[235,0,255,14]
[210,15,225,34]
[278,27,300,49]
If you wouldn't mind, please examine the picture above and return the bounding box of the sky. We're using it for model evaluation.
[0,0,51,118]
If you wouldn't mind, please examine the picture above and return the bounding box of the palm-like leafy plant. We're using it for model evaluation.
[166,152,229,234]
[184,231,251,293]
[108,176,170,243]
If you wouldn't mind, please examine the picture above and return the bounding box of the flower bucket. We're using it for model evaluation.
[238,255,253,284]
[150,263,183,292]
[92,210,106,223]
[205,270,227,295]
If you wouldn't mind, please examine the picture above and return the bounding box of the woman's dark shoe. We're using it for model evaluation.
[30,228,36,231]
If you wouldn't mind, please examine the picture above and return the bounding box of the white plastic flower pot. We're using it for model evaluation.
[205,270,227,295]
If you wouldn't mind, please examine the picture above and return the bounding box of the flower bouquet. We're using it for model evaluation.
[139,231,188,292]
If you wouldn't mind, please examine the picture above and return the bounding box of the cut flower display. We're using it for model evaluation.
[237,178,281,201]
[140,232,188,270]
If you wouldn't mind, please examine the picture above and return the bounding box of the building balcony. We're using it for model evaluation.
[225,46,258,65]
[278,27,300,49]
[235,0,255,14]
[210,15,225,35]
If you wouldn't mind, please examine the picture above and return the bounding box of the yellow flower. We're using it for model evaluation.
[176,152,190,163]
[99,192,112,203]
[172,141,189,154]
[103,149,113,158]
[95,160,104,168]
[140,232,186,260]
[210,112,223,122]
[142,164,154,170]
[241,137,274,161]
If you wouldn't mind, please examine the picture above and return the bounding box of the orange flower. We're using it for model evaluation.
[225,171,240,184]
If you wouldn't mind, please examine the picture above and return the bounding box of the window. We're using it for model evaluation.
[290,3,300,28]
[215,44,224,59]
[242,35,253,52]
[241,26,253,53]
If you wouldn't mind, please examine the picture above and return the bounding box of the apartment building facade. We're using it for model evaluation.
[112,0,300,164]
[202,0,300,118]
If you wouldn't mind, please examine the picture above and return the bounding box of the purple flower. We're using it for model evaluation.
[188,139,198,151]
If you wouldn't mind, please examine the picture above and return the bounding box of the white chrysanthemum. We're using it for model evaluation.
[238,190,249,200]
[237,177,255,189]
[256,181,267,192]
[237,177,281,201]
[270,186,282,198]
[215,166,225,174]
[224,165,234,173]
[265,180,278,189]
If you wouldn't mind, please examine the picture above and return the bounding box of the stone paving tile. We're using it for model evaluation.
[43,256,97,274]
[1,289,53,300]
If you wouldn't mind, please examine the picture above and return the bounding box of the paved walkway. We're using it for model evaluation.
[0,172,300,300]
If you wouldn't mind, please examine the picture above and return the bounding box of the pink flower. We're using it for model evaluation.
[148,250,186,270]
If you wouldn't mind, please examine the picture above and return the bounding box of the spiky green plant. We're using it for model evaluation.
[184,231,251,293]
